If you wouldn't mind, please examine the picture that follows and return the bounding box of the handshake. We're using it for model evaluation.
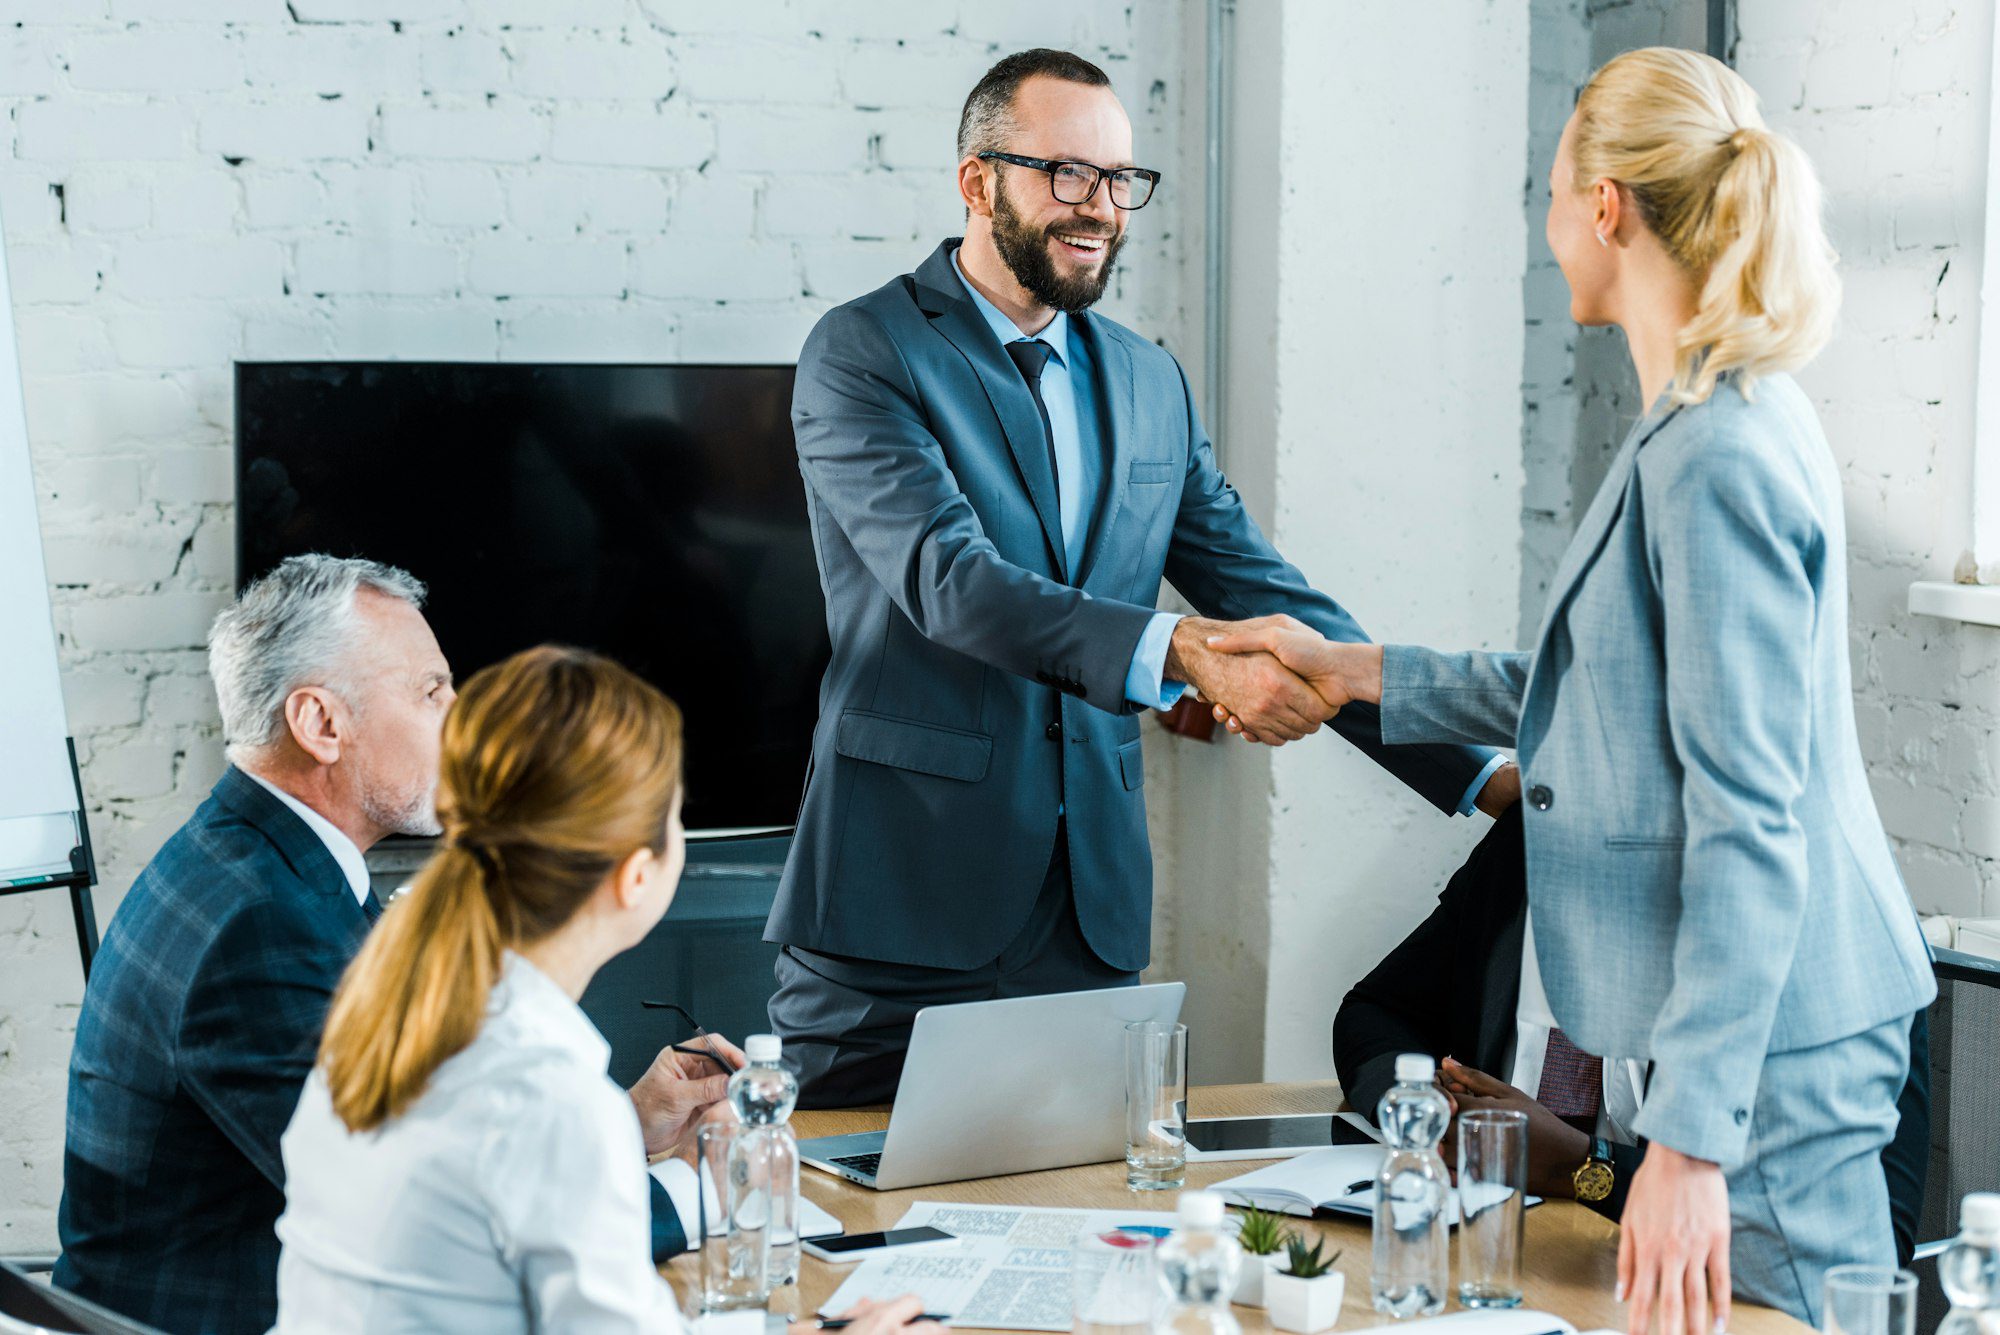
[1163,614,1384,745]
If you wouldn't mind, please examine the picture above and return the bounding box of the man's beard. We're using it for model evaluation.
[362,774,442,838]
[991,184,1124,314]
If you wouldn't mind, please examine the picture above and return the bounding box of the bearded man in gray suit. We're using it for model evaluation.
[768,48,1520,1105]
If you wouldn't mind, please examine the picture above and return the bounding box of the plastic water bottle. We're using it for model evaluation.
[726,1034,801,1290]
[1152,1191,1243,1335]
[1371,1053,1450,1318]
[1939,1193,2000,1335]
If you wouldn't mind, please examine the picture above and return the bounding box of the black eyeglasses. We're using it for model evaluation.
[977,151,1162,211]
[639,999,735,1072]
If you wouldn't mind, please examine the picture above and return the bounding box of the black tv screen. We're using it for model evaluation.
[235,362,824,832]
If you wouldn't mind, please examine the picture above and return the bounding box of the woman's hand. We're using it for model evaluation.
[1199,616,1384,740]
[1618,1143,1731,1335]
[792,1295,945,1335]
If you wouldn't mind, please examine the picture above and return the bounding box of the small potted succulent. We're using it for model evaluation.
[1265,1234,1345,1334]
[1230,1205,1294,1307]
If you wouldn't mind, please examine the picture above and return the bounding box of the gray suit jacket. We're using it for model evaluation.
[1380,373,1934,1167]
[772,239,1495,973]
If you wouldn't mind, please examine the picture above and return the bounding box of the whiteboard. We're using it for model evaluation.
[0,195,83,880]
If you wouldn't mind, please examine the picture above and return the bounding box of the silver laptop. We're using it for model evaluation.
[799,983,1186,1190]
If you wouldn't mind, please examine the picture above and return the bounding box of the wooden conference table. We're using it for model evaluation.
[665,1081,1812,1335]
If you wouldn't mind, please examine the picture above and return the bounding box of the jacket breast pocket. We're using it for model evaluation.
[835,711,992,783]
[1129,460,1177,486]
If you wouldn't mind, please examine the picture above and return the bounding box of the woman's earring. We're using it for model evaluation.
[1596,231,1609,248]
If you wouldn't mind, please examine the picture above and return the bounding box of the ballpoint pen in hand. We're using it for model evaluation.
[812,1316,953,1329]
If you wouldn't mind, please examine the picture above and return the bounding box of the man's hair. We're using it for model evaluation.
[956,48,1112,160]
[208,553,426,762]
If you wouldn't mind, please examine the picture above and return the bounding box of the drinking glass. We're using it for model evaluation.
[1125,1021,1187,1191]
[1455,1109,1527,1309]
[1073,1228,1162,1335]
[1822,1266,1917,1335]
[698,1120,773,1313]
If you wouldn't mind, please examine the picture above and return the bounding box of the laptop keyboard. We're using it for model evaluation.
[830,1152,882,1177]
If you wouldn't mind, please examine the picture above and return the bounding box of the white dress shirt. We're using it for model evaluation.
[241,769,372,906]
[1506,919,1647,1145]
[275,952,751,1335]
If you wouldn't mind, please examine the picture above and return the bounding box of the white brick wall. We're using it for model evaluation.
[1738,0,2000,921]
[0,0,1192,1254]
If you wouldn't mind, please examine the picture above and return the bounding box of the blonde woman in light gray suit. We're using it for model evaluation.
[1206,48,1933,1335]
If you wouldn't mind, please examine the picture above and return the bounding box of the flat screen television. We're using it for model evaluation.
[234,361,823,833]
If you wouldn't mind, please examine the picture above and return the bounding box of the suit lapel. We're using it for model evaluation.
[1074,313,1136,592]
[1534,405,1682,644]
[913,242,1067,580]
[210,766,366,923]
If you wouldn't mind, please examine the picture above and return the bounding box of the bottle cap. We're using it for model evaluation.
[1395,1053,1436,1084]
[745,1034,782,1064]
[1963,1193,2000,1238]
[1177,1191,1225,1229]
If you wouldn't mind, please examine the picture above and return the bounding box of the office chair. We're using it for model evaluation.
[0,1260,163,1335]
[1912,945,2000,1331]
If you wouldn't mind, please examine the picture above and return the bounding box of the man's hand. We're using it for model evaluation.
[1438,1056,1590,1199]
[1164,616,1334,744]
[668,1100,738,1168]
[1474,763,1522,817]
[1619,1143,1731,1335]
[792,1295,946,1335]
[1194,616,1384,741]
[629,1034,746,1158]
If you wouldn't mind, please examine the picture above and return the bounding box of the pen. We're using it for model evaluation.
[814,1316,953,1329]
[1344,1179,1373,1196]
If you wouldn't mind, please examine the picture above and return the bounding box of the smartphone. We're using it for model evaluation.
[800,1226,958,1264]
[1184,1113,1380,1159]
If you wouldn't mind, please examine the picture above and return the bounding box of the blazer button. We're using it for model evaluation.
[1046,721,1063,741]
[1529,784,1553,811]
[1733,1108,1749,1125]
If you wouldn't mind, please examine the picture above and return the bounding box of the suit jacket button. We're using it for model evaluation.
[1529,784,1553,811]
[1046,722,1062,741]
[1733,1108,1748,1125]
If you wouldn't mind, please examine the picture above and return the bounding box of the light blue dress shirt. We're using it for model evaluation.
[951,251,1183,711]
[951,252,1498,814]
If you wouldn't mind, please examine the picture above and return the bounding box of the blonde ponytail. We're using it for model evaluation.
[1572,47,1839,404]
[319,646,684,1133]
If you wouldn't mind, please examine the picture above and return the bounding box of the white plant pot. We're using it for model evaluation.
[1232,1254,1285,1308]
[1266,1268,1345,1334]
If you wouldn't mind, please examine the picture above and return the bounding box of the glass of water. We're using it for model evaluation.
[1125,1021,1187,1191]
[1073,1229,1162,1335]
[1822,1266,1917,1335]
[697,1120,771,1313]
[1455,1108,1527,1309]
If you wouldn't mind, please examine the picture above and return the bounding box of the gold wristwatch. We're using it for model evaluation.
[1572,1137,1616,1203]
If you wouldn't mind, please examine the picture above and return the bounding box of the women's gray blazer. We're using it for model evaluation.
[1380,372,1934,1168]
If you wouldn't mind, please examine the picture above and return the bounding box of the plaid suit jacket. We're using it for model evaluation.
[53,767,371,1334]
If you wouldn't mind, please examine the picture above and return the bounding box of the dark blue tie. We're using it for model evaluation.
[1005,338,1060,482]
[362,888,386,924]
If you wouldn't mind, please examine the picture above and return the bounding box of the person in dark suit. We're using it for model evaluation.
[54,556,729,1335]
[1332,806,1932,1266]
[769,47,1517,1106]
